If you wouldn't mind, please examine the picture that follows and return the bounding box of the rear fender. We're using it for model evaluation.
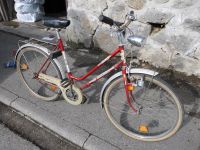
[15,43,66,78]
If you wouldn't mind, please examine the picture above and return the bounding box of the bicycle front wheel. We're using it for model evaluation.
[103,74,183,141]
[16,47,62,101]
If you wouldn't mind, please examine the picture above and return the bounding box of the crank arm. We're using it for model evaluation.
[38,73,62,88]
[38,73,73,97]
[38,73,84,105]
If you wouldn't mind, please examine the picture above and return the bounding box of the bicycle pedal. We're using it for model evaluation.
[81,95,88,104]
[50,84,58,92]
[61,78,69,87]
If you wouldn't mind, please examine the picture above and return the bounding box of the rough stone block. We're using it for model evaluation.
[151,27,195,54]
[154,0,170,4]
[104,0,129,22]
[129,21,152,37]
[185,43,200,60]
[138,8,174,24]
[68,0,107,15]
[172,54,200,76]
[184,18,200,32]
[138,39,173,68]
[172,0,198,9]
[93,25,118,53]
[65,9,99,48]
[127,0,146,10]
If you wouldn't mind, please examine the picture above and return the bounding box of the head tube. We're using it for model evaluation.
[117,30,126,45]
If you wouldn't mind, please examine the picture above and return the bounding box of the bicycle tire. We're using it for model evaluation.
[16,46,62,101]
[103,74,183,141]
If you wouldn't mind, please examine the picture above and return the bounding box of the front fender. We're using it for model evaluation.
[99,68,158,108]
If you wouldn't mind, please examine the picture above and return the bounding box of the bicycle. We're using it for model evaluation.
[15,11,184,141]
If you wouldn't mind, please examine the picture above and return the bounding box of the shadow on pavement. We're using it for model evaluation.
[0,31,25,84]
[162,73,200,127]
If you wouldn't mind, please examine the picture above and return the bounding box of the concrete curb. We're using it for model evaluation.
[10,97,90,147]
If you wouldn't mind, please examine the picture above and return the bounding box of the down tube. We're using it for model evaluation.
[81,61,123,89]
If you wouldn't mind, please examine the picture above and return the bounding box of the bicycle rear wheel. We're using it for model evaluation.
[16,47,62,101]
[103,74,183,141]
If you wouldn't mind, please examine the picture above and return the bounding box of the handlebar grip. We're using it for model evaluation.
[130,10,134,15]
[99,15,114,26]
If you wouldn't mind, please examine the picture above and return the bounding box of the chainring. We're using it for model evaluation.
[62,84,84,105]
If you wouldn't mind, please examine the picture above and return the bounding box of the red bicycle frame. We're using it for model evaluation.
[62,32,138,112]
[38,30,138,113]
[55,32,126,90]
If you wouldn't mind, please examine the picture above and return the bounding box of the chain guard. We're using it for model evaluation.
[61,84,84,105]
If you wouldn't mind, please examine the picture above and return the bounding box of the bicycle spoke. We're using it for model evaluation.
[17,47,61,101]
[104,74,183,141]
[108,105,137,116]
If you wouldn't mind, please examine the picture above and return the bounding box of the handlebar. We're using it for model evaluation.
[98,11,135,30]
[98,15,114,26]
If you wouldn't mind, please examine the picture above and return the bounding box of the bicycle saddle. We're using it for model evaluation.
[43,17,70,28]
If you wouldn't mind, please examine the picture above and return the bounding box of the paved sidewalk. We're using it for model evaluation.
[0,23,200,150]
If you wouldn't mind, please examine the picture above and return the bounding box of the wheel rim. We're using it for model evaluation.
[17,48,61,101]
[104,75,183,141]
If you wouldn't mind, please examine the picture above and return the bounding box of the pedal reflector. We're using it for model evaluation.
[20,63,29,70]
[138,124,148,133]
[50,84,58,91]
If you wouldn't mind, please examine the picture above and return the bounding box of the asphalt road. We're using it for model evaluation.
[0,123,40,150]
[0,30,200,150]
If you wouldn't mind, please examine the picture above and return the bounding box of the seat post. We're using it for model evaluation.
[56,29,61,40]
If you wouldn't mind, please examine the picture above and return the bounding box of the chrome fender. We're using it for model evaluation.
[100,68,158,108]
[15,43,65,78]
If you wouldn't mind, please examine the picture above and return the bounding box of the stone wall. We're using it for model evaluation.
[65,0,200,77]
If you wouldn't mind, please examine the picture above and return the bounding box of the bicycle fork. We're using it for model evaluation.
[120,50,139,114]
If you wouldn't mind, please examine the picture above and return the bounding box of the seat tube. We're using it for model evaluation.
[62,51,71,73]
[56,30,71,73]
[120,45,127,82]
